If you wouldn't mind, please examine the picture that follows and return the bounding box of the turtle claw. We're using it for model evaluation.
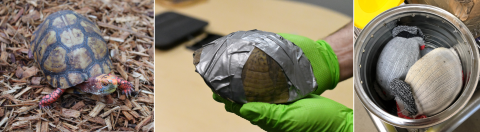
[119,80,134,98]
[39,102,52,109]
[123,90,132,98]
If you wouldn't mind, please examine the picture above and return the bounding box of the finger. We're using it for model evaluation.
[240,102,287,121]
[223,99,243,115]
[212,93,224,103]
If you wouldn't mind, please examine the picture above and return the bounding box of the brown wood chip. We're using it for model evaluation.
[41,121,49,132]
[15,104,38,115]
[122,111,134,121]
[22,10,40,23]
[10,7,24,24]
[88,102,106,117]
[16,115,40,121]
[105,94,115,104]
[119,95,126,100]
[70,101,85,110]
[16,66,24,78]
[135,115,152,131]
[61,108,80,118]
[142,122,154,132]
[41,87,54,95]
[55,123,70,132]
[1,94,20,104]
[142,105,151,116]
[120,105,131,111]
[62,122,78,130]
[100,106,120,118]
[129,111,140,119]
[124,99,133,109]
[22,66,38,79]
[0,111,8,128]
[135,78,140,92]
[131,100,142,110]
[137,97,153,104]
[12,120,29,130]
[116,63,128,80]
[0,107,3,117]
[87,117,106,125]
[36,121,42,132]
[105,117,112,131]
[97,22,154,40]
[15,86,31,98]
[31,77,42,85]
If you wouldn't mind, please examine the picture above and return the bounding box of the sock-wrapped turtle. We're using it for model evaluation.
[193,30,317,104]
[390,47,463,118]
[375,25,425,100]
[29,10,134,108]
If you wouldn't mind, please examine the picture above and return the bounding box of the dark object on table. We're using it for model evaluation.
[186,33,222,51]
[155,11,208,50]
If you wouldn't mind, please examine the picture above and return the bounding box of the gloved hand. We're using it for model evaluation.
[214,94,353,132]
[212,33,353,132]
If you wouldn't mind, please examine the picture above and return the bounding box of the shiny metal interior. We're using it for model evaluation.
[354,5,480,128]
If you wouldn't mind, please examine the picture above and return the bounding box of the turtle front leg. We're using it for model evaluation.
[39,88,66,108]
[115,75,134,97]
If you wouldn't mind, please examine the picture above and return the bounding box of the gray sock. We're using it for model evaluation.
[376,26,425,100]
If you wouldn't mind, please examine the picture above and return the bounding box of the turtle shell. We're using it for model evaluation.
[193,47,290,103]
[30,10,112,89]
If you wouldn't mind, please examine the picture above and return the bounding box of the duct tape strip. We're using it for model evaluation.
[195,30,317,103]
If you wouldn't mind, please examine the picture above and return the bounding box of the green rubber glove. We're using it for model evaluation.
[212,33,352,132]
[214,94,353,132]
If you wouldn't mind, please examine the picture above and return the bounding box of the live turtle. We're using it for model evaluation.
[29,10,134,108]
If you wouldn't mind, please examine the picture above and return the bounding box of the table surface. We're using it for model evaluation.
[154,0,352,131]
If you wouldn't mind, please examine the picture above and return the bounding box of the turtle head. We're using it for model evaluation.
[83,74,119,95]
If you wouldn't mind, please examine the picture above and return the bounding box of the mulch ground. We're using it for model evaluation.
[0,0,154,131]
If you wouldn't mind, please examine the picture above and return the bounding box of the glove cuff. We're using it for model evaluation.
[316,40,340,89]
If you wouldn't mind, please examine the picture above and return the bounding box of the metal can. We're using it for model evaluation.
[354,4,480,128]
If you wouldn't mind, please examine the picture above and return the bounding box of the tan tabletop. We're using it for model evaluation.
[155,0,352,131]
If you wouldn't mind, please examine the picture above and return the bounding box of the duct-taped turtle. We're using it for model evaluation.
[29,10,134,108]
[193,30,317,104]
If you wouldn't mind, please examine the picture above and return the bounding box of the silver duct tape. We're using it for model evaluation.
[195,30,317,103]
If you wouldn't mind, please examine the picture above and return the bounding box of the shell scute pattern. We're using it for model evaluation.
[241,48,290,103]
[31,10,111,88]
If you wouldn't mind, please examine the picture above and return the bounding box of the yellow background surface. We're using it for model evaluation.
[155,0,352,131]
